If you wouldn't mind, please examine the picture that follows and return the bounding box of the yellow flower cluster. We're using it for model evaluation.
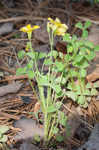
[20,18,68,37]
[47,18,68,36]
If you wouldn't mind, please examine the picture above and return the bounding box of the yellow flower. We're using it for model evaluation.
[48,17,57,25]
[48,18,68,36]
[55,24,68,36]
[20,24,40,33]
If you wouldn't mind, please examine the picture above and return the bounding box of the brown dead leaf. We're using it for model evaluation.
[34,102,41,113]
[87,72,99,82]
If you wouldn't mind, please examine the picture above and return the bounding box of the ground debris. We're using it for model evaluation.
[0,23,14,35]
[78,123,99,150]
[0,81,23,97]
[19,141,40,150]
[13,117,44,142]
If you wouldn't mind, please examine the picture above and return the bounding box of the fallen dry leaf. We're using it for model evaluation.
[34,102,41,113]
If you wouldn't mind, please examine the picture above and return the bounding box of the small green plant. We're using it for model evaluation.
[16,20,68,143]
[0,125,9,143]
[16,19,99,142]
[0,125,9,149]
[62,21,99,107]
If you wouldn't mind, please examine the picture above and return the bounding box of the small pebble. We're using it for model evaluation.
[0,23,14,35]
[14,117,44,141]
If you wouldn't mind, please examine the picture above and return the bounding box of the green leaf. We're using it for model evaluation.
[0,126,9,134]
[44,58,53,65]
[67,45,73,53]
[94,45,99,51]
[38,75,49,86]
[51,84,61,94]
[48,50,58,58]
[83,89,90,95]
[55,91,64,99]
[82,30,88,38]
[67,83,73,90]
[91,88,98,96]
[26,52,35,59]
[0,135,7,142]
[75,60,89,68]
[58,111,67,126]
[72,35,77,42]
[18,50,26,60]
[74,55,83,63]
[65,91,77,101]
[47,105,57,113]
[75,85,82,95]
[80,69,86,77]
[27,60,34,69]
[64,54,72,62]
[35,52,39,59]
[84,21,91,29]
[55,102,62,109]
[38,52,46,59]
[93,82,99,88]
[75,41,83,48]
[59,118,67,126]
[59,52,64,59]
[55,61,65,72]
[86,83,92,89]
[68,69,78,78]
[52,127,59,134]
[16,67,27,75]
[55,76,66,84]
[27,70,35,79]
[85,51,96,61]
[26,41,31,50]
[63,33,71,42]
[70,70,78,77]
[75,22,83,29]
[84,41,94,49]
[34,135,41,142]
[78,95,85,105]
[56,135,64,142]
[79,47,87,55]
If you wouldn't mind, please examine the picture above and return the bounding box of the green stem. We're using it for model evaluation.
[48,114,56,141]
[28,79,40,101]
[43,30,55,142]
[44,112,48,141]
[38,86,46,113]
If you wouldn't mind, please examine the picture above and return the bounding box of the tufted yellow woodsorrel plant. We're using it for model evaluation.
[16,20,68,143]
[16,18,99,143]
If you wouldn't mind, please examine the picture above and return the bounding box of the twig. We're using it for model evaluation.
[0,16,46,23]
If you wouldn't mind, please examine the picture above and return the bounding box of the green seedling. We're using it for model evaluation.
[62,21,99,107]
[16,21,68,143]
[0,125,9,150]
